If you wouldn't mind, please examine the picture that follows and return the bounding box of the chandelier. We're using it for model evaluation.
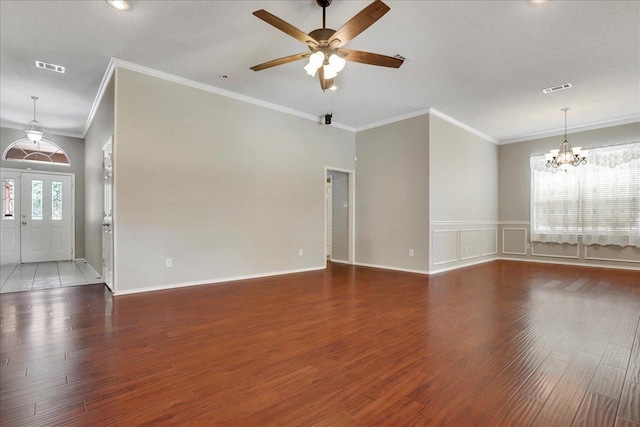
[25,96,45,143]
[546,108,587,169]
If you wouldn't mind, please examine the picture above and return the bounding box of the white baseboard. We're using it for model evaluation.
[329,259,351,265]
[498,256,640,271]
[354,257,502,276]
[108,256,639,297]
[428,256,498,275]
[353,262,429,275]
[112,265,326,296]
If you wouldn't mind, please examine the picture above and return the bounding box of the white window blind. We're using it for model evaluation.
[530,141,640,248]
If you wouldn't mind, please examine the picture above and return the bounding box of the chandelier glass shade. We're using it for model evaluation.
[545,108,587,169]
[25,96,44,143]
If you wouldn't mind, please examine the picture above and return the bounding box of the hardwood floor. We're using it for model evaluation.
[1,260,639,426]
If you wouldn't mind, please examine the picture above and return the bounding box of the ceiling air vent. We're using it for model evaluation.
[35,60,65,74]
[542,83,572,94]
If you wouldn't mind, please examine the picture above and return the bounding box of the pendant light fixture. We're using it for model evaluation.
[25,96,44,143]
[545,108,588,169]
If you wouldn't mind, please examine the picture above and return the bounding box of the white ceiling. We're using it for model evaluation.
[1,0,639,143]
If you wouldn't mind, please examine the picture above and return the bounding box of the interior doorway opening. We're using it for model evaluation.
[325,167,355,264]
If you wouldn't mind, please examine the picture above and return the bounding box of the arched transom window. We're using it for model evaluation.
[2,138,70,166]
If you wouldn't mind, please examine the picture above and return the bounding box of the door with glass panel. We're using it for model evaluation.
[1,170,21,265]
[20,172,73,263]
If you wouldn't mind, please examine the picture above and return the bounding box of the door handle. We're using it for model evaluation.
[22,221,27,225]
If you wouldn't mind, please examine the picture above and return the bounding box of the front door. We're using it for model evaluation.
[20,172,73,263]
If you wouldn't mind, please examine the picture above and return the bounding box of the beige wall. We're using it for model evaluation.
[84,76,115,273]
[498,122,640,268]
[114,68,355,292]
[428,114,499,271]
[1,126,86,258]
[429,114,499,222]
[355,115,429,271]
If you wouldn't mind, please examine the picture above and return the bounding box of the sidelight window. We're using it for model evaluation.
[2,178,14,219]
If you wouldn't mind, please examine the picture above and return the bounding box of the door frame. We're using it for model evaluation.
[0,167,76,263]
[326,174,333,260]
[102,137,114,292]
[324,166,355,264]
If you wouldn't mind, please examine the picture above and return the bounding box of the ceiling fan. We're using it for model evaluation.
[250,0,404,91]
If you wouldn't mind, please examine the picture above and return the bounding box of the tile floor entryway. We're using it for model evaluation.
[0,261,103,293]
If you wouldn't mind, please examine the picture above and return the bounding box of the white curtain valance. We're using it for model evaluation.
[530,141,640,171]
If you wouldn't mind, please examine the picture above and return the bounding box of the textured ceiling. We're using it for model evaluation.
[1,0,639,142]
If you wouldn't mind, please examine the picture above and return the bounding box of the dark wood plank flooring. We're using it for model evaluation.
[1,260,639,426]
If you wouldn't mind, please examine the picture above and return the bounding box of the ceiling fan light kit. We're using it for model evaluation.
[251,0,404,92]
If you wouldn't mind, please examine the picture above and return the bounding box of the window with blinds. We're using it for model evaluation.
[530,141,640,248]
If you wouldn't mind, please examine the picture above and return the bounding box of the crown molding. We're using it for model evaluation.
[81,59,117,139]
[354,107,499,145]
[87,58,356,134]
[355,108,431,132]
[499,115,640,145]
[428,108,499,144]
[82,59,639,143]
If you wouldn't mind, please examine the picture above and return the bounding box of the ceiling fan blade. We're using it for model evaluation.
[251,53,311,71]
[253,9,319,48]
[340,48,403,68]
[328,0,390,48]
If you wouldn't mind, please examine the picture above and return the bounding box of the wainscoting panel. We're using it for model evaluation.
[584,245,640,263]
[430,222,499,273]
[459,229,481,261]
[531,241,579,259]
[497,221,639,270]
[481,228,497,256]
[502,228,527,255]
[432,230,459,265]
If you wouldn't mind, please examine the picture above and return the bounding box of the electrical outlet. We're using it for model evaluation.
[166,258,172,268]
[464,245,468,253]
[409,249,414,257]
[526,243,531,249]
[298,249,304,256]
